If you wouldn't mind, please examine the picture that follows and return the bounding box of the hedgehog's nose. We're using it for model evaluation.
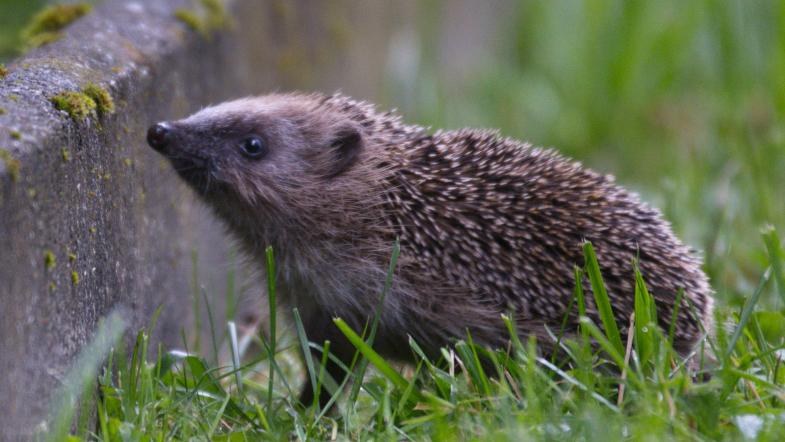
[147,122,173,152]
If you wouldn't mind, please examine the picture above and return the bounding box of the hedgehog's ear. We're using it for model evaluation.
[321,124,363,178]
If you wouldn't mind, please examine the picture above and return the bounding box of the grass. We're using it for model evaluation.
[28,0,785,440]
[50,234,785,441]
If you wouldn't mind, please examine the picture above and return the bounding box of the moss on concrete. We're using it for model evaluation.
[82,83,115,116]
[174,9,205,35]
[61,148,71,162]
[202,0,230,30]
[21,3,93,49]
[0,108,6,115]
[50,91,96,122]
[70,271,79,286]
[0,64,7,79]
[50,83,114,122]
[175,0,230,37]
[26,32,62,49]
[43,250,56,270]
[0,148,20,182]
[10,131,21,140]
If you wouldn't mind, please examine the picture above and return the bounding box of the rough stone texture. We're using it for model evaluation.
[0,0,415,437]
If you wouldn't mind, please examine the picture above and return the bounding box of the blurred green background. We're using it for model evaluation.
[0,0,48,61]
[3,0,783,309]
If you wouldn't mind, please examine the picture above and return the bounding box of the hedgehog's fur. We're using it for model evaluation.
[150,92,713,405]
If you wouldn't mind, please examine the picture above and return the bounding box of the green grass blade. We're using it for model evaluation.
[208,394,231,437]
[583,242,625,356]
[292,307,318,405]
[202,287,220,365]
[633,261,656,368]
[333,318,420,401]
[501,313,527,363]
[127,330,143,417]
[762,225,785,306]
[370,239,400,345]
[348,240,401,405]
[573,266,589,344]
[667,288,684,350]
[184,355,225,396]
[455,334,491,396]
[225,248,237,323]
[579,317,642,389]
[552,284,578,363]
[227,321,243,394]
[191,248,202,353]
[315,340,331,410]
[725,266,772,361]
[535,357,620,413]
[265,245,277,412]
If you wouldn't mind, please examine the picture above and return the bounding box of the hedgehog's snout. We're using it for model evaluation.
[147,122,174,152]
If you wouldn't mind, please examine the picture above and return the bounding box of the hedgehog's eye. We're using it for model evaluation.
[240,136,267,159]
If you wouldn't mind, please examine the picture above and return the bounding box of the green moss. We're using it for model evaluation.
[21,3,93,49]
[82,83,115,115]
[50,91,96,122]
[174,9,206,35]
[0,64,7,78]
[68,252,77,263]
[8,94,19,102]
[89,226,96,234]
[201,0,230,29]
[10,131,21,140]
[0,148,20,182]
[71,271,80,285]
[175,0,229,37]
[0,108,7,115]
[25,32,62,49]
[61,148,71,162]
[123,158,133,167]
[27,188,37,198]
[44,250,56,270]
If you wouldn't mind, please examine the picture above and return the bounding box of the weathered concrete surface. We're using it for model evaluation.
[0,0,414,437]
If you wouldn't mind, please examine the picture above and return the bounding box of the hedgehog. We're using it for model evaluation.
[146,92,713,406]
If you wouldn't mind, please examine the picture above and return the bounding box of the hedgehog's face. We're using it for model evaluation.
[146,97,363,211]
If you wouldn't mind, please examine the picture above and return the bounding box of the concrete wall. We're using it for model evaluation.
[0,0,417,437]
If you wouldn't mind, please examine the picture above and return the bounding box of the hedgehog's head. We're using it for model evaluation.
[146,94,367,220]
